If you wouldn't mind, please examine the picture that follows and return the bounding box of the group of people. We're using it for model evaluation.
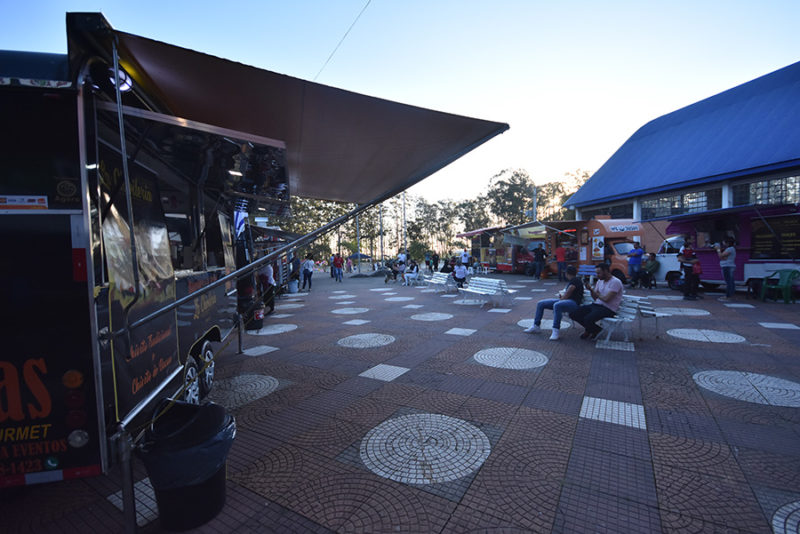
[525,262,623,341]
[677,235,736,301]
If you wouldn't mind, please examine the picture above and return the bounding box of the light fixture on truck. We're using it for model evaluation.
[68,430,90,449]
[62,370,84,389]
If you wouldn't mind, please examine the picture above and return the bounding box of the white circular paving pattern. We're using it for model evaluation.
[693,370,800,407]
[370,288,394,292]
[647,295,684,301]
[655,307,711,316]
[473,347,549,370]
[667,329,746,343]
[329,294,357,300]
[772,501,800,534]
[337,333,396,348]
[207,374,281,409]
[385,296,415,302]
[250,324,297,335]
[360,413,490,485]
[517,318,572,330]
[331,307,370,315]
[410,313,453,321]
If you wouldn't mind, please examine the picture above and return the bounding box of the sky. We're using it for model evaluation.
[2,1,799,203]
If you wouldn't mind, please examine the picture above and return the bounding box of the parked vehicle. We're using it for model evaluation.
[665,205,800,291]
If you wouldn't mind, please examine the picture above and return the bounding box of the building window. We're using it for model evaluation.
[582,203,633,220]
[641,188,722,220]
[732,175,800,206]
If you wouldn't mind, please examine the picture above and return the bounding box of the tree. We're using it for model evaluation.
[455,197,490,231]
[486,169,534,226]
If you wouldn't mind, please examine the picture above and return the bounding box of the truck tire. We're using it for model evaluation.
[182,355,201,405]
[612,269,627,285]
[666,272,682,291]
[198,341,215,398]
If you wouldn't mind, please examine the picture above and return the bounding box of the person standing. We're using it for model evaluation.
[301,254,315,291]
[330,254,335,277]
[432,252,440,272]
[525,265,584,340]
[332,253,344,283]
[554,243,567,282]
[677,236,700,300]
[532,244,546,280]
[453,262,467,288]
[460,249,470,266]
[716,237,737,301]
[257,259,276,314]
[571,263,624,339]
[627,242,644,287]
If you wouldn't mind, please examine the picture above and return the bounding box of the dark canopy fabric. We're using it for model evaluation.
[565,60,800,208]
[66,13,508,205]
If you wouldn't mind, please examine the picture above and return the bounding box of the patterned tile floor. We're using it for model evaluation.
[2,272,800,533]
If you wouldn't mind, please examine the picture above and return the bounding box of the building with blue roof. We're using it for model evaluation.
[564,60,800,222]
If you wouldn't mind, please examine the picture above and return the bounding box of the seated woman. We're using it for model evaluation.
[637,253,660,288]
[524,265,584,340]
[403,260,419,285]
[453,262,467,288]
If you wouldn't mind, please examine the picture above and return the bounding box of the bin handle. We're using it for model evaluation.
[147,398,206,442]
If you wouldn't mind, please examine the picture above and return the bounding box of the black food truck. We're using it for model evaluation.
[0,12,507,526]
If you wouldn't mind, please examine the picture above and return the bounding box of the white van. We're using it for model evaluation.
[655,236,684,288]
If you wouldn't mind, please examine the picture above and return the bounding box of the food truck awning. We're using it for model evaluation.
[67,13,508,205]
[503,222,547,239]
[456,225,506,238]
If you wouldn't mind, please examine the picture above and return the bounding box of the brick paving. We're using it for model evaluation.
[2,270,800,533]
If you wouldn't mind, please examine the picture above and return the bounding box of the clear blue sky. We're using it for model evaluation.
[2,1,799,202]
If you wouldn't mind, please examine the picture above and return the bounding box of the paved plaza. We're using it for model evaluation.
[3,271,800,533]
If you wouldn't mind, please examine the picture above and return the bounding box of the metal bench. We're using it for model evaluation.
[459,277,514,307]
[428,272,458,293]
[403,270,425,287]
[577,264,597,285]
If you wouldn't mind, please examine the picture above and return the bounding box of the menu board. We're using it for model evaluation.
[750,216,800,259]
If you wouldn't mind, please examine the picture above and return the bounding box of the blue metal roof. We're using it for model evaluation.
[565,60,800,208]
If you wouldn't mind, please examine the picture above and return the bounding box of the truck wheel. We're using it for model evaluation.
[666,273,682,291]
[198,341,215,398]
[612,269,627,285]
[182,356,201,405]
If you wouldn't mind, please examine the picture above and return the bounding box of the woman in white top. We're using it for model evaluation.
[716,237,737,300]
[403,261,419,285]
[301,255,315,291]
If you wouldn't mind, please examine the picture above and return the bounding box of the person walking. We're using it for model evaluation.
[571,263,624,340]
[532,244,546,280]
[554,243,567,282]
[525,265,584,340]
[332,253,344,282]
[301,254,315,291]
[716,237,737,301]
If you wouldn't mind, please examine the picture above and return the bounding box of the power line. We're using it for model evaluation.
[313,0,372,81]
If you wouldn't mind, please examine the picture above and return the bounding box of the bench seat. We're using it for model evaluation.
[458,277,514,307]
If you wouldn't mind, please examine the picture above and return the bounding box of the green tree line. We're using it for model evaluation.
[270,168,590,262]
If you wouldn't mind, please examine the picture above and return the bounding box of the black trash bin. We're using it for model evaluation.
[137,400,236,531]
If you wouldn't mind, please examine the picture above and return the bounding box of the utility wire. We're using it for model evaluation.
[313,0,372,81]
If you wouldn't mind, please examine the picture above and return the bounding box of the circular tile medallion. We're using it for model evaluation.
[360,413,490,485]
[693,370,800,407]
[207,374,281,409]
[410,313,453,321]
[331,307,370,315]
[250,324,297,335]
[773,500,800,534]
[473,347,549,370]
[337,333,395,348]
[667,329,745,343]
[243,345,276,356]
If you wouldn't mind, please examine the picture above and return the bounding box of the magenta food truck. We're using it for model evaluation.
[665,204,800,291]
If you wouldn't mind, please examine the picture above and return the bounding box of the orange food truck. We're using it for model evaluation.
[543,216,644,283]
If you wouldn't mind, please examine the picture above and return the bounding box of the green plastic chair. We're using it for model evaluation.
[759,269,800,304]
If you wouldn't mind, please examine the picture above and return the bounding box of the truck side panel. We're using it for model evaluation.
[0,215,103,487]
